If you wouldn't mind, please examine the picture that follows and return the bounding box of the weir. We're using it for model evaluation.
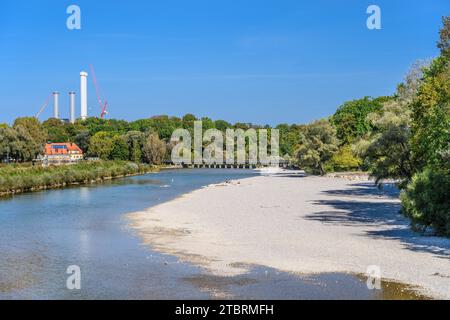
[170,160,289,169]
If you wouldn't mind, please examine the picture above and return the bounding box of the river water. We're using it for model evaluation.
[0,169,425,300]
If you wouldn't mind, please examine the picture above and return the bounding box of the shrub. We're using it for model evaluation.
[401,168,450,236]
[0,160,154,195]
[326,145,362,172]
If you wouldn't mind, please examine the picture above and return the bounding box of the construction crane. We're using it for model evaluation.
[35,93,52,119]
[89,64,109,119]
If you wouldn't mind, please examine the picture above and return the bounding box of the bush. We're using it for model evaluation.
[401,168,450,236]
[325,145,362,172]
[0,161,155,195]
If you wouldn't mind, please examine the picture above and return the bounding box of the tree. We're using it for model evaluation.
[110,135,129,160]
[0,126,20,161]
[143,133,166,165]
[88,131,114,160]
[326,145,361,172]
[12,117,47,161]
[296,120,338,175]
[362,125,413,185]
[331,97,387,145]
[74,130,91,153]
[437,16,450,58]
[149,116,181,140]
[410,56,450,172]
[401,168,450,236]
[214,120,231,132]
[124,131,145,163]
[276,124,302,157]
[43,118,69,142]
[182,114,197,129]
[201,117,215,132]
[355,61,428,185]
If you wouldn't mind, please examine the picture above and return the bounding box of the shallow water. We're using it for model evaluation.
[0,169,426,300]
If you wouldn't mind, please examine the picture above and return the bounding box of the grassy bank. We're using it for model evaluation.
[0,161,158,196]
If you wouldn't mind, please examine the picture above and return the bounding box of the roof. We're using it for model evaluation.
[44,143,83,156]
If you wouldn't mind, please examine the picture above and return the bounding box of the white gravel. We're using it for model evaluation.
[128,175,450,299]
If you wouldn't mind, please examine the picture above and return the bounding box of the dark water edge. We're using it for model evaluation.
[0,169,429,300]
[184,266,429,300]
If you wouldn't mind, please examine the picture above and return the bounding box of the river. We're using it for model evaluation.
[0,169,425,299]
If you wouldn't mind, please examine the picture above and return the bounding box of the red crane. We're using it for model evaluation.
[89,64,109,119]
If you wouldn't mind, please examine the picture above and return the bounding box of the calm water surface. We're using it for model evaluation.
[0,169,425,300]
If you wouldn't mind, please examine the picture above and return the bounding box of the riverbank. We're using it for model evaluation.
[128,175,450,299]
[0,161,158,197]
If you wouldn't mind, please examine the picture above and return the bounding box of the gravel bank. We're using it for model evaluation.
[128,175,450,299]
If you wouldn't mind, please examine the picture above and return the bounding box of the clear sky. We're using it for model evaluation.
[0,0,448,125]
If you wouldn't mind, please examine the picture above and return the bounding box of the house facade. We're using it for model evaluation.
[44,143,84,165]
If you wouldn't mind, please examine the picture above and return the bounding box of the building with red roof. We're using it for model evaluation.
[44,143,83,165]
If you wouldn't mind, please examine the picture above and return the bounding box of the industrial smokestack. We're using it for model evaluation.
[69,92,76,124]
[53,91,60,119]
[80,71,88,120]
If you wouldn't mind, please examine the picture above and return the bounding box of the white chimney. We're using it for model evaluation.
[53,91,60,119]
[80,71,88,120]
[69,92,76,124]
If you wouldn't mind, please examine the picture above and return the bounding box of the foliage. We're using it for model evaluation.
[88,131,114,160]
[437,16,450,58]
[110,135,129,161]
[331,97,387,145]
[410,56,450,172]
[12,117,48,161]
[0,161,154,195]
[326,145,362,172]
[143,133,166,165]
[43,118,70,143]
[74,130,91,153]
[296,120,338,175]
[401,168,450,236]
[124,131,145,163]
[276,124,302,157]
[356,61,429,185]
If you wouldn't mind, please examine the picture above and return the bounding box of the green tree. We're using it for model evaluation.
[401,168,450,236]
[201,117,216,132]
[331,97,387,145]
[355,61,428,185]
[410,56,450,172]
[149,116,181,140]
[296,120,338,175]
[437,16,450,58]
[124,131,145,163]
[276,124,302,157]
[143,133,166,165]
[182,114,197,129]
[42,118,69,142]
[214,120,232,132]
[74,130,91,153]
[110,135,129,160]
[88,131,114,160]
[12,117,47,161]
[0,126,20,161]
[326,145,361,172]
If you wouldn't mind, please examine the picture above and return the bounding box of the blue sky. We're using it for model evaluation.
[0,0,448,125]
